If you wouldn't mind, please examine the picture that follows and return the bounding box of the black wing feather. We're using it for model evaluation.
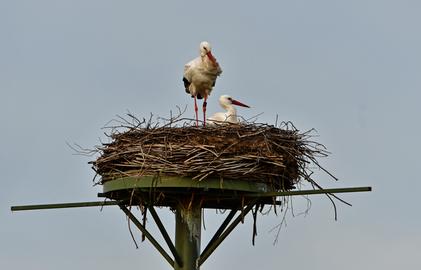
[183,77,202,99]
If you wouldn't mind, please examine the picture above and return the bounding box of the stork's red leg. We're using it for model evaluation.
[194,96,199,127]
[203,96,208,127]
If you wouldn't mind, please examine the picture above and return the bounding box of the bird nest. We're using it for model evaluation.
[90,114,331,191]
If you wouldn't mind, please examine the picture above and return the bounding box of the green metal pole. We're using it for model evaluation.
[174,202,202,270]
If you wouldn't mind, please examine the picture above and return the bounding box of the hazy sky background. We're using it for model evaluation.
[1,1,420,269]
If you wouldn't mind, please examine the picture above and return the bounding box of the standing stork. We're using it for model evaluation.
[183,41,222,127]
[207,95,250,125]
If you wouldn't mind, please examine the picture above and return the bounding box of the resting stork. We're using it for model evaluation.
[183,41,222,127]
[207,95,250,125]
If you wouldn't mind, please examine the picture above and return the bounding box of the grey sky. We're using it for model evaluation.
[1,1,420,269]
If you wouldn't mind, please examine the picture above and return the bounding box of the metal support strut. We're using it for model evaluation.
[148,206,183,267]
[200,209,237,262]
[119,204,175,267]
[199,201,257,266]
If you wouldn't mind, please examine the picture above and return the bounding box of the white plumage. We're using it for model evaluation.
[208,95,250,125]
[183,41,222,126]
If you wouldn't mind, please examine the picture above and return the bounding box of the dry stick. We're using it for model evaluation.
[289,195,296,217]
[306,179,339,220]
[241,196,245,223]
[252,206,258,246]
[308,178,352,207]
[142,207,148,242]
[127,217,139,249]
[272,196,278,216]
[188,192,195,211]
[127,189,143,246]
[202,208,206,231]
[305,153,338,181]
[126,203,139,249]
[269,203,289,245]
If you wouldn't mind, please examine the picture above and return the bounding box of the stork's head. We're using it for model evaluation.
[200,41,217,65]
[219,95,250,109]
[199,41,212,56]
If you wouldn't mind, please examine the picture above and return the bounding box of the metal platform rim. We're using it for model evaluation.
[102,176,272,194]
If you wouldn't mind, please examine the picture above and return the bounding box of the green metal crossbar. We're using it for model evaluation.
[10,187,372,212]
[10,200,120,211]
[247,186,372,197]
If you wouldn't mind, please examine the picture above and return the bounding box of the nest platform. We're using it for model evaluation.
[91,118,328,208]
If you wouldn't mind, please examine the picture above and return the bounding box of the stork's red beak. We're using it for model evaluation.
[206,51,217,65]
[231,99,250,108]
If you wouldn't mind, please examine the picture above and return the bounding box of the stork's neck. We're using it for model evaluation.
[202,55,217,67]
[225,105,238,123]
[201,55,210,63]
[225,105,237,118]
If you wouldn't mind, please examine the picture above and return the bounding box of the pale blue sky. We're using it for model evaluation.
[1,1,420,269]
